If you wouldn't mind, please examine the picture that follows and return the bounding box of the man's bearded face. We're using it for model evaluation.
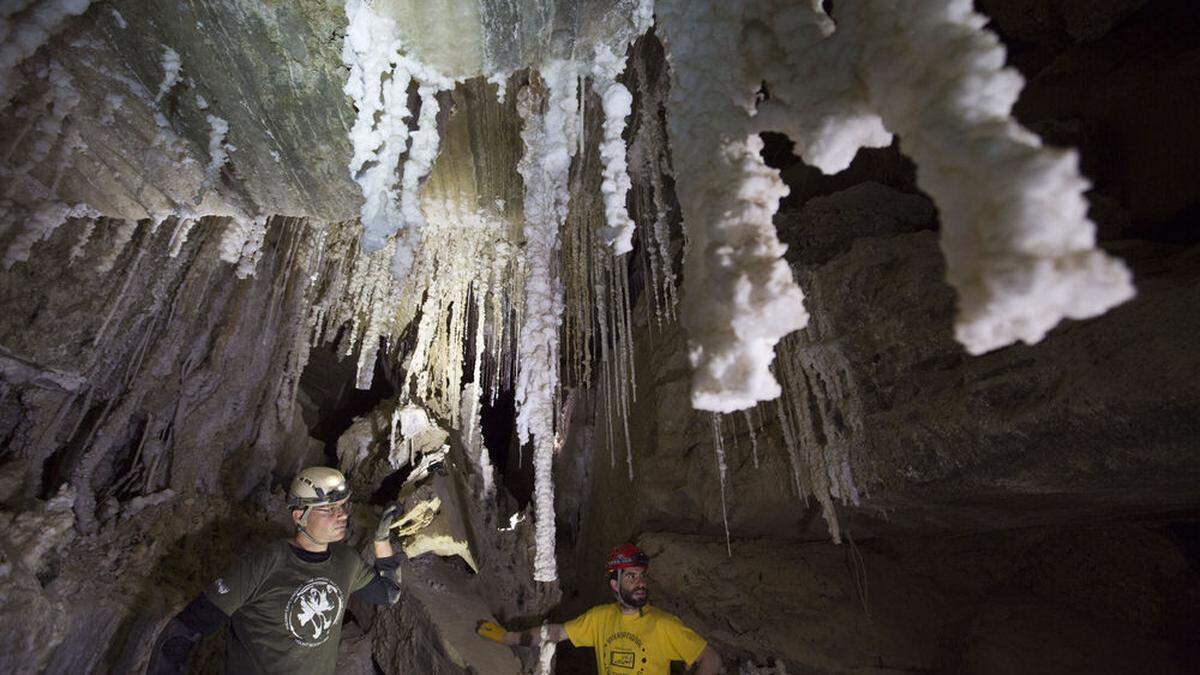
[613,566,649,608]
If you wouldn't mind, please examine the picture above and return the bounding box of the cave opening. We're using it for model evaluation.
[297,339,396,467]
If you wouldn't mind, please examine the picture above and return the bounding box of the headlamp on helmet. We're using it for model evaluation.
[606,543,649,575]
[288,467,351,512]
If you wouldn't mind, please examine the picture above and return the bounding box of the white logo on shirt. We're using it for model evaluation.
[214,578,230,594]
[284,577,344,647]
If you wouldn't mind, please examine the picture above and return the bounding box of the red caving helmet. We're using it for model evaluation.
[606,543,649,574]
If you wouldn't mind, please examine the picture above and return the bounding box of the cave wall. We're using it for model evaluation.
[0,0,360,223]
[0,212,337,671]
[0,215,327,514]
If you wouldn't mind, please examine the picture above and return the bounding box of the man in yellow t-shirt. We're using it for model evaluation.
[476,543,720,674]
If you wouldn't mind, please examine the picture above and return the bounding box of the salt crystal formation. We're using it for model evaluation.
[0,0,1138,566]
[514,60,578,582]
[658,0,1133,414]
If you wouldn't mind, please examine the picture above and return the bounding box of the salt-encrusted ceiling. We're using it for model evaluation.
[0,0,1135,579]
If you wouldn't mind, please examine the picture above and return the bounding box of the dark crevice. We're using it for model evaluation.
[40,398,108,499]
[298,339,396,465]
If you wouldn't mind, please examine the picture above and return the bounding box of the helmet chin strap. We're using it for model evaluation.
[299,526,324,546]
[296,506,329,548]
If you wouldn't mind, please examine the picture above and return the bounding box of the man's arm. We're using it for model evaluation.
[476,620,569,647]
[374,532,395,559]
[349,505,402,605]
[350,552,402,605]
[147,545,270,674]
[691,645,720,675]
[145,594,228,675]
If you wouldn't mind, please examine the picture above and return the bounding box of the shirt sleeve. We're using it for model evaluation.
[563,607,599,647]
[660,614,708,667]
[348,550,378,593]
[176,593,229,635]
[203,546,275,617]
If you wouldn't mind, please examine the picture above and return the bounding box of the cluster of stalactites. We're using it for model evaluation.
[512,30,650,579]
[402,201,521,423]
[342,0,456,280]
[656,0,1133,415]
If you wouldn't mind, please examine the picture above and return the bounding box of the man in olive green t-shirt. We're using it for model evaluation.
[476,543,721,674]
[147,467,405,674]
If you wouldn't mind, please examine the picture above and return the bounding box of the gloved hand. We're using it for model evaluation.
[475,619,508,644]
[374,503,400,542]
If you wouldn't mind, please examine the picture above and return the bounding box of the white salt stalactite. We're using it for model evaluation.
[167,217,196,257]
[154,46,181,104]
[195,114,230,204]
[216,215,270,279]
[745,0,1133,356]
[69,216,95,261]
[743,408,759,469]
[592,44,636,255]
[389,404,401,461]
[391,84,444,279]
[772,335,847,544]
[354,241,399,390]
[613,259,635,480]
[234,215,268,279]
[618,254,637,403]
[461,285,496,498]
[487,71,509,104]
[840,1,1134,354]
[657,1,809,414]
[98,92,122,126]
[94,217,137,274]
[342,0,413,254]
[515,61,577,583]
[50,125,85,191]
[535,624,557,675]
[218,217,251,264]
[773,394,807,502]
[709,412,732,556]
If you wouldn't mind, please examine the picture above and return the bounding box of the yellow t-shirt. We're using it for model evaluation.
[563,603,707,675]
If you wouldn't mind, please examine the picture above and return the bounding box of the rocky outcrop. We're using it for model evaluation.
[1,0,360,224]
[0,215,333,525]
[632,523,1194,673]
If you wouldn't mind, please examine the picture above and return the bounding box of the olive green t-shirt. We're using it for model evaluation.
[204,540,375,674]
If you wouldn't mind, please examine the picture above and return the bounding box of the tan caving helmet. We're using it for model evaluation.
[288,466,351,527]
